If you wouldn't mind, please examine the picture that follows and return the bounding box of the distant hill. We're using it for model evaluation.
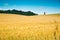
[0,9,38,16]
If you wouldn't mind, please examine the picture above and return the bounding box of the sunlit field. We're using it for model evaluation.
[0,13,60,40]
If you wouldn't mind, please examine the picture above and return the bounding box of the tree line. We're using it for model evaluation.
[0,9,38,16]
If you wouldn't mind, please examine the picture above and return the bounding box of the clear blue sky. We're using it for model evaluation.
[0,0,60,14]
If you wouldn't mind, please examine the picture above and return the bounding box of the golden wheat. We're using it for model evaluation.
[0,14,60,40]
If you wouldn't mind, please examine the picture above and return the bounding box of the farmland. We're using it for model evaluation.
[0,13,60,40]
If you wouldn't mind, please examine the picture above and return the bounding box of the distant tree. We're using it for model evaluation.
[26,11,37,16]
[44,12,46,15]
[0,9,38,16]
[0,10,4,13]
[5,10,11,13]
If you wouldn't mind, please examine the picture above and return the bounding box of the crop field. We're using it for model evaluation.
[0,13,60,40]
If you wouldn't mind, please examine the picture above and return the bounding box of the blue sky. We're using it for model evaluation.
[0,0,60,14]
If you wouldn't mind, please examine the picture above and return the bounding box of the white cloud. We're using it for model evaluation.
[4,3,8,6]
[13,5,16,6]
[0,8,2,10]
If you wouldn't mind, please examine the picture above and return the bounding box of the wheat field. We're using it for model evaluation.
[0,13,60,40]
